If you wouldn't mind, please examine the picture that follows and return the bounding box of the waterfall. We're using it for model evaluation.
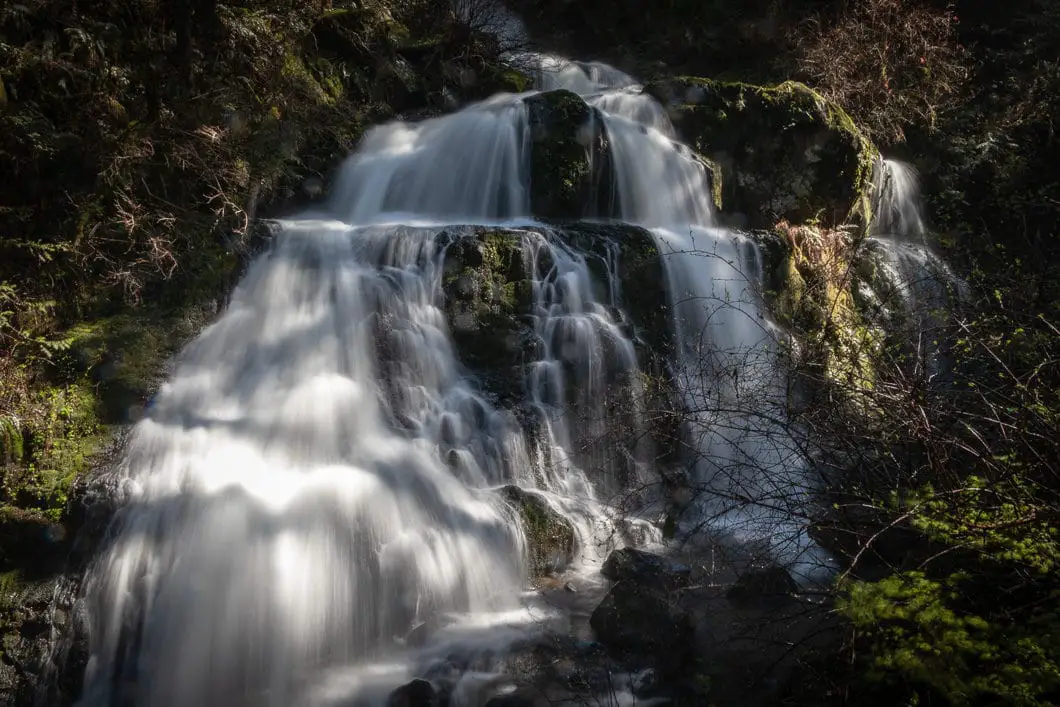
[871,158,926,239]
[328,95,532,223]
[68,42,833,707]
[517,56,827,576]
[865,160,966,375]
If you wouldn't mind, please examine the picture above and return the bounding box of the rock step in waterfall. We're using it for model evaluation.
[58,47,962,707]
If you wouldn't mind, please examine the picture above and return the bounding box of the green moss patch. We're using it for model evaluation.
[501,485,576,577]
[525,90,607,218]
[646,77,879,230]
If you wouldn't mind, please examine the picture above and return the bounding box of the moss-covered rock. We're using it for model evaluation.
[438,229,536,401]
[524,90,613,219]
[501,485,576,576]
[763,221,884,394]
[0,420,23,467]
[646,78,879,229]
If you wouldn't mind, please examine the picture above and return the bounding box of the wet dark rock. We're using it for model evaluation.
[727,565,798,603]
[500,486,576,576]
[589,581,695,675]
[524,90,614,219]
[601,547,691,590]
[387,678,437,707]
[645,78,878,229]
[484,689,545,707]
[437,230,535,403]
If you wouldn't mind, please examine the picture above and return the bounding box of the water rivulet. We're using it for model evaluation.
[63,52,830,707]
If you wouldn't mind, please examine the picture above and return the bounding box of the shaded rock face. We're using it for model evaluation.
[501,486,576,576]
[386,678,437,707]
[727,565,798,604]
[529,223,681,482]
[438,230,536,405]
[433,225,682,476]
[601,548,691,590]
[589,581,695,677]
[525,91,616,219]
[646,78,877,229]
[0,480,117,707]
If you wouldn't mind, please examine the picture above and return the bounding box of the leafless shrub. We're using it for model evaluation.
[791,0,970,144]
[452,0,528,55]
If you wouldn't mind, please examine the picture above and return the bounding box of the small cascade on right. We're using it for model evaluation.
[527,55,829,579]
[863,159,966,375]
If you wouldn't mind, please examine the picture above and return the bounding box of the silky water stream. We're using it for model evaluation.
[60,47,850,707]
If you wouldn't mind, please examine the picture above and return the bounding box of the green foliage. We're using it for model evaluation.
[0,382,103,520]
[840,569,1060,706]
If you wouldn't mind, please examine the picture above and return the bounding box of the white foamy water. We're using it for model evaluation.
[75,219,654,706]
[73,43,841,707]
[868,161,966,312]
[329,95,531,223]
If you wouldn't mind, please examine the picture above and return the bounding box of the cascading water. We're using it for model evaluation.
[75,224,533,707]
[868,159,965,311]
[67,35,835,707]
[328,95,531,223]
[866,159,966,374]
[531,56,825,575]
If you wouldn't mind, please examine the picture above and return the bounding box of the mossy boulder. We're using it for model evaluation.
[646,78,879,229]
[438,229,536,401]
[0,419,24,467]
[524,90,613,219]
[501,485,576,576]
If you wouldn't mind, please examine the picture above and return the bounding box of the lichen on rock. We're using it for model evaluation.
[437,229,536,402]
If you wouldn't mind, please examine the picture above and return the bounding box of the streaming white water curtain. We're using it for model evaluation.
[73,23,831,707]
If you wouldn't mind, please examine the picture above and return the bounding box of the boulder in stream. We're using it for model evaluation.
[600,547,691,589]
[726,565,798,604]
[589,580,695,675]
[387,678,437,707]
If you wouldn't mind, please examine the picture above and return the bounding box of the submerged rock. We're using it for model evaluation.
[646,78,878,229]
[500,486,576,576]
[589,581,695,675]
[601,547,691,589]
